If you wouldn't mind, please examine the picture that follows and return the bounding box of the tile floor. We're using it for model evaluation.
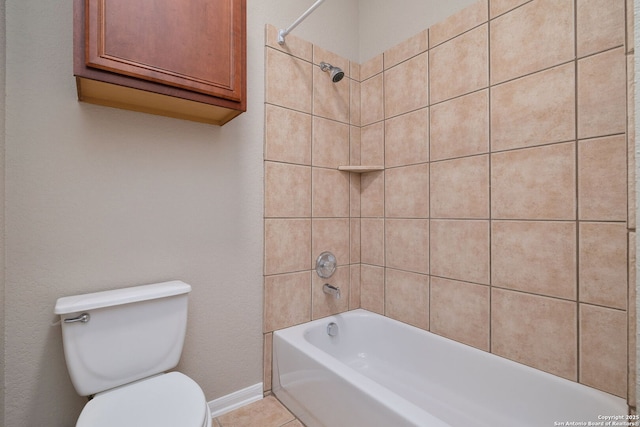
[213,396,305,427]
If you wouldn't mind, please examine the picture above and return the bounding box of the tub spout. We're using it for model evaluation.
[323,283,340,299]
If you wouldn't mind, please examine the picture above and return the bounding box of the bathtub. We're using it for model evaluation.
[272,309,628,427]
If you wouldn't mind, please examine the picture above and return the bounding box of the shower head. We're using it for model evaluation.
[319,62,345,83]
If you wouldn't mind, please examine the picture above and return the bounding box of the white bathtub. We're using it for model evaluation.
[272,309,628,427]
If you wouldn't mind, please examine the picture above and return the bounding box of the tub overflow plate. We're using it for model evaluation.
[327,322,339,337]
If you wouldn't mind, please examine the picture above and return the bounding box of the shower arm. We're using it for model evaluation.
[278,0,326,45]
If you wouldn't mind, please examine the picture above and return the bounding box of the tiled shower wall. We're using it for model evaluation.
[263,23,363,392]
[264,0,636,405]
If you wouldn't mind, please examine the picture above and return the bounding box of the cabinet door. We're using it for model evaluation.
[85,0,244,102]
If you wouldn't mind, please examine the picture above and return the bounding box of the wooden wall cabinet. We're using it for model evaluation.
[74,0,246,125]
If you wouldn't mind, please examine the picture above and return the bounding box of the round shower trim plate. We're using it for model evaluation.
[316,251,337,279]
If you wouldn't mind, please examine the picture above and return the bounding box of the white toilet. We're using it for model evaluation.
[54,280,212,427]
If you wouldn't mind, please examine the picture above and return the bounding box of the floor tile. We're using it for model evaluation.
[216,396,296,427]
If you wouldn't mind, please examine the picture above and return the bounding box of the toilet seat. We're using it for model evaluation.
[76,372,210,427]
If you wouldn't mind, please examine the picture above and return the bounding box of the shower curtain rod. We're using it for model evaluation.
[278,0,326,45]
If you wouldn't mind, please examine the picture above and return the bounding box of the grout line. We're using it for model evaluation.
[429,21,488,51]
[573,0,582,384]
[381,51,387,318]
[487,0,536,22]
[310,46,315,322]
[427,26,433,332]
[623,0,633,399]
[487,0,493,354]
[577,43,626,61]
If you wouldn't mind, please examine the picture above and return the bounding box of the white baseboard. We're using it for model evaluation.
[208,382,264,418]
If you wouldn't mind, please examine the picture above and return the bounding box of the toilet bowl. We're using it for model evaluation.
[77,373,211,427]
[55,281,211,427]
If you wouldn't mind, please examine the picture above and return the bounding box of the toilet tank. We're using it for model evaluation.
[54,281,191,396]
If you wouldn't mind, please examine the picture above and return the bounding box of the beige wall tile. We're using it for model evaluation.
[430,24,488,104]
[430,277,489,351]
[312,265,350,319]
[385,108,429,167]
[350,80,361,126]
[385,163,429,218]
[361,74,384,126]
[263,333,272,391]
[312,168,350,218]
[350,173,361,218]
[361,218,384,266]
[361,264,385,314]
[578,135,627,221]
[430,0,488,48]
[349,264,361,309]
[384,53,429,118]
[579,304,627,397]
[629,231,637,405]
[265,105,311,165]
[350,218,361,264]
[312,218,350,270]
[264,162,311,218]
[430,90,488,161]
[489,0,529,18]
[579,222,627,310]
[360,171,385,217]
[313,62,350,123]
[264,271,311,332]
[385,219,429,274]
[350,61,361,82]
[384,29,429,69]
[385,268,429,329]
[491,63,575,151]
[577,47,626,139]
[312,117,350,168]
[264,219,311,275]
[350,125,361,166]
[265,24,313,62]
[491,288,577,381]
[490,0,574,85]
[627,0,635,53]
[361,54,383,81]
[262,5,632,399]
[430,220,490,285]
[266,48,312,113]
[576,0,625,58]
[628,54,636,229]
[361,121,385,166]
[491,142,576,220]
[431,155,489,219]
[492,221,577,299]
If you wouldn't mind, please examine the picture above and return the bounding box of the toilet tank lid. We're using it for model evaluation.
[54,281,191,315]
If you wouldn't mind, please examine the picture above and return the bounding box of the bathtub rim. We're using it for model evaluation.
[272,310,450,426]
[272,308,628,426]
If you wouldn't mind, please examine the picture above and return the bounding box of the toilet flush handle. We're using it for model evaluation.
[63,313,90,324]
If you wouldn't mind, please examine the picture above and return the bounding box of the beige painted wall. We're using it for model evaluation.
[358,0,476,62]
[268,0,359,61]
[272,0,477,63]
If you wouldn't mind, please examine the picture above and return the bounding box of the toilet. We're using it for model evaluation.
[54,280,212,427]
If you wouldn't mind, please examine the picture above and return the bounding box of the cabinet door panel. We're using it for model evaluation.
[86,0,243,102]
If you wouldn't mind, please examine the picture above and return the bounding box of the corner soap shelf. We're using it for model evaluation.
[338,166,384,173]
